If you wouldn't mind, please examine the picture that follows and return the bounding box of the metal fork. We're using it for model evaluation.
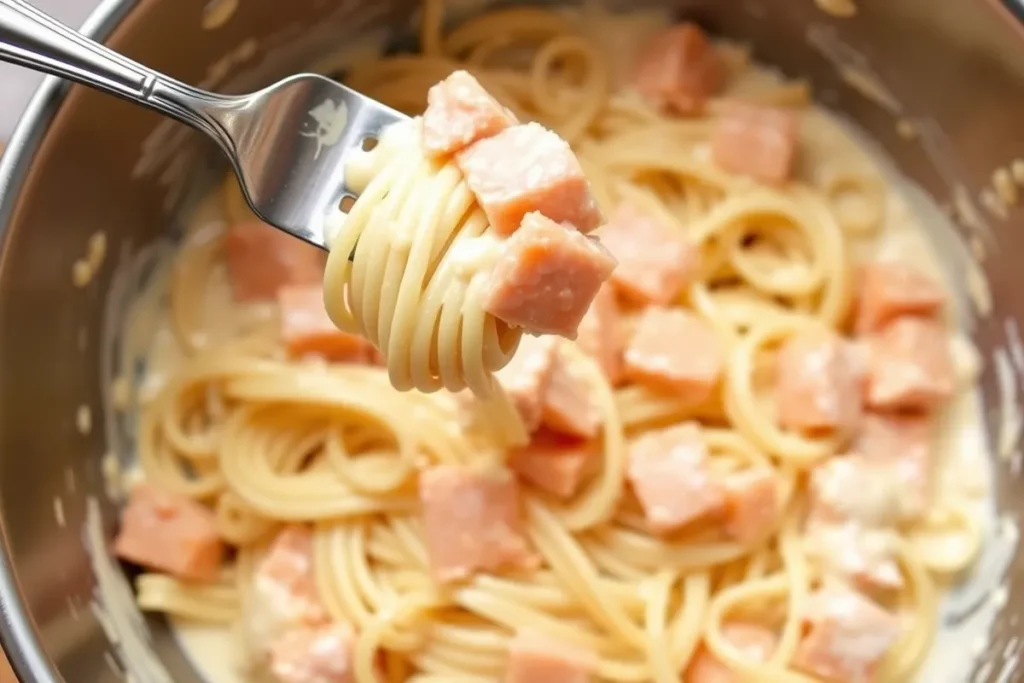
[0,0,406,250]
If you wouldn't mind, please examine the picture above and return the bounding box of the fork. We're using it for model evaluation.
[0,0,406,250]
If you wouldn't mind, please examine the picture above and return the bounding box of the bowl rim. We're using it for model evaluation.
[0,4,138,683]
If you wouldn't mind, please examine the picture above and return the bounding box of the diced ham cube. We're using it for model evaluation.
[268,622,354,683]
[685,622,777,683]
[855,413,934,519]
[541,344,602,438]
[854,261,945,334]
[482,212,616,338]
[811,453,908,527]
[599,204,698,305]
[805,520,903,592]
[506,630,597,683]
[277,285,372,362]
[456,123,604,236]
[254,526,327,623]
[806,448,911,591]
[508,429,599,499]
[422,70,517,158]
[711,102,800,184]
[225,221,325,302]
[865,317,954,411]
[419,465,536,582]
[575,283,625,384]
[496,335,559,432]
[721,469,778,542]
[631,23,725,114]
[114,483,224,582]
[856,413,933,462]
[860,411,933,481]
[793,584,901,683]
[626,422,725,533]
[624,307,724,401]
[775,333,863,437]
[243,526,330,659]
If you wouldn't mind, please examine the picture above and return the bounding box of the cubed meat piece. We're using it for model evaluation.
[456,123,604,236]
[482,212,616,338]
[541,343,602,438]
[599,204,699,305]
[508,429,599,499]
[495,335,559,433]
[278,285,372,362]
[711,102,800,184]
[685,622,777,683]
[241,526,330,659]
[268,622,354,683]
[624,307,724,401]
[721,469,778,542]
[251,526,327,627]
[775,332,864,437]
[856,411,937,497]
[856,413,933,463]
[626,422,725,533]
[506,631,597,683]
[811,453,909,527]
[855,412,934,519]
[865,317,954,411]
[854,261,945,334]
[419,465,536,582]
[631,23,725,114]
[575,283,625,384]
[805,520,904,592]
[114,483,224,582]
[225,221,325,301]
[422,70,517,158]
[793,584,901,682]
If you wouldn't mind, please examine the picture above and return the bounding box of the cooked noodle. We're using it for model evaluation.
[129,3,984,682]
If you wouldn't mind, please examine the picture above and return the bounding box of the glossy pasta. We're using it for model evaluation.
[323,118,529,446]
[130,2,985,682]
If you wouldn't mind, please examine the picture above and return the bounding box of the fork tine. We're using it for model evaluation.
[221,73,407,251]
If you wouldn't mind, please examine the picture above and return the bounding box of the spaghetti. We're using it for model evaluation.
[123,3,987,683]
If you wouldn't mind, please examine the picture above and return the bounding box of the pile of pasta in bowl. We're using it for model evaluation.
[111,4,986,683]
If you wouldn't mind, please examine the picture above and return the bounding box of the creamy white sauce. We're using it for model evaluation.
[170,100,1007,683]
[201,0,239,31]
[841,112,1013,683]
[85,498,175,683]
[72,231,109,288]
[92,9,1016,683]
[814,0,858,18]
[77,404,93,435]
[995,349,1022,462]
[53,496,66,528]
[171,620,248,683]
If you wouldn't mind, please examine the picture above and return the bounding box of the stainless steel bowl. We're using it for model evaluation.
[2,0,1024,681]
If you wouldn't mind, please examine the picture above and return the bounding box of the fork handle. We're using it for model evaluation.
[0,0,236,153]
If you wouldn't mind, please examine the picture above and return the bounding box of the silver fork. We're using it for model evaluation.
[0,0,406,250]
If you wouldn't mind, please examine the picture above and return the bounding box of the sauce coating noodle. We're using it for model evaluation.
[124,4,988,683]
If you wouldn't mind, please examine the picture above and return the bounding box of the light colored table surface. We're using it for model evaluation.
[1,0,98,140]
